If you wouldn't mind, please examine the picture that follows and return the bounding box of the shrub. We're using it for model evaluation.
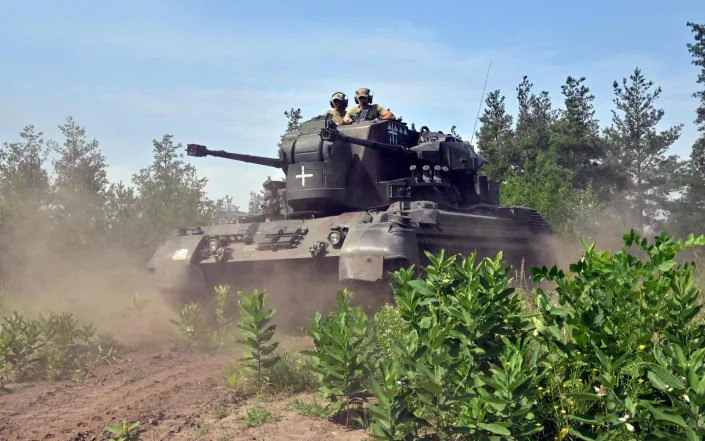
[214,284,236,349]
[371,304,408,367]
[0,311,119,384]
[531,231,705,440]
[170,302,213,351]
[237,289,280,390]
[303,289,371,426]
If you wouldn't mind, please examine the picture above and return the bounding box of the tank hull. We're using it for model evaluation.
[147,201,554,323]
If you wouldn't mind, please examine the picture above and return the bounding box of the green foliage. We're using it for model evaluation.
[291,397,331,419]
[265,350,319,393]
[385,250,534,440]
[214,284,236,349]
[604,68,684,232]
[303,289,371,426]
[237,289,280,389]
[132,134,215,248]
[240,405,280,427]
[170,302,213,351]
[105,420,140,441]
[687,22,705,130]
[371,304,409,366]
[531,230,705,440]
[0,311,119,384]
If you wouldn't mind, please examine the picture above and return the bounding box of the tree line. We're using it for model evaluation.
[0,119,226,291]
[477,22,705,238]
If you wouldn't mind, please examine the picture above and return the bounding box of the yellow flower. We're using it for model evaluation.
[558,427,570,440]
[560,409,567,415]
[538,386,544,391]
[638,378,644,383]
[554,405,559,410]
[638,344,647,351]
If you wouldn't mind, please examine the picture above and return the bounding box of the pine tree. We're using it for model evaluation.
[475,90,515,181]
[687,22,705,130]
[671,23,705,236]
[553,76,612,198]
[515,76,555,171]
[604,68,683,232]
[0,125,50,202]
[104,181,139,244]
[0,125,51,287]
[49,117,109,249]
[133,135,214,246]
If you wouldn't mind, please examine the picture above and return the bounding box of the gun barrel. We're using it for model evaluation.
[187,144,282,168]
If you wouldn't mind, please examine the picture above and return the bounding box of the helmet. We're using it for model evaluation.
[354,87,373,104]
[330,92,348,108]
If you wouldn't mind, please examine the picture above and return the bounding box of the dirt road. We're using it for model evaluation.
[0,349,365,441]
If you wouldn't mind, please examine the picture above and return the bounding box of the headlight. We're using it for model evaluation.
[328,231,342,246]
[208,238,220,253]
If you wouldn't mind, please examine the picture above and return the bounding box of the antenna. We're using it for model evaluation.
[470,59,492,146]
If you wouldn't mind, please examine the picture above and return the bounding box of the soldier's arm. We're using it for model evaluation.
[341,107,356,125]
[377,105,395,120]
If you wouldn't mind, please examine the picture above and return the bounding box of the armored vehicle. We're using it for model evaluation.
[147,118,553,320]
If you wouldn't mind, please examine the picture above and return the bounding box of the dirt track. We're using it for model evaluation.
[0,349,365,441]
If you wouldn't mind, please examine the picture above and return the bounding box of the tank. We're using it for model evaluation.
[147,118,554,322]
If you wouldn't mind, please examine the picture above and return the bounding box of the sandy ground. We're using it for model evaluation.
[0,349,366,441]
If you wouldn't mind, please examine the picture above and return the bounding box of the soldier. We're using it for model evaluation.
[341,88,395,124]
[321,92,348,125]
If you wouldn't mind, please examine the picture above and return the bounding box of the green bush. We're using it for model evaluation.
[303,289,371,426]
[237,289,280,390]
[169,302,213,351]
[371,304,408,367]
[303,231,705,440]
[0,311,119,385]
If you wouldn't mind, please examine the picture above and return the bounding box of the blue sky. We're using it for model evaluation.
[1,1,703,209]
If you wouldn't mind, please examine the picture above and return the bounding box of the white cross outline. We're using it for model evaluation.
[295,165,314,187]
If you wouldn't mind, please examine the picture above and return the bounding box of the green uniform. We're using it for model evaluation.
[322,108,346,124]
[344,104,388,122]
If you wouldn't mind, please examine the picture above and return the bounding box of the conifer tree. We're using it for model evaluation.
[133,135,214,246]
[604,68,683,232]
[476,90,515,181]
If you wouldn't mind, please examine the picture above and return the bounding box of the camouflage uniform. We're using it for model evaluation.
[323,92,348,124]
[344,104,389,122]
[345,88,390,122]
[321,108,346,124]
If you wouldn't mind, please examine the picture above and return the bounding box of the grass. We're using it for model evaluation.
[213,404,229,420]
[240,405,280,427]
[193,422,210,437]
[290,397,330,419]
[265,350,319,393]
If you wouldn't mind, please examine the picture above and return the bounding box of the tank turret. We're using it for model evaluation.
[187,119,500,217]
